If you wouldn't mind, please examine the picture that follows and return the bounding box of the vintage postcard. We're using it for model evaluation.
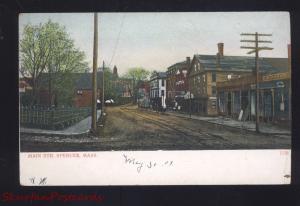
[19,12,291,185]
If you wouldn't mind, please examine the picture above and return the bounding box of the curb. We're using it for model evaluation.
[20,112,103,138]
[164,112,291,136]
[20,130,90,138]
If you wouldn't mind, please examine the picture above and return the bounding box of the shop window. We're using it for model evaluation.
[212,72,216,82]
[212,86,216,96]
[77,90,83,95]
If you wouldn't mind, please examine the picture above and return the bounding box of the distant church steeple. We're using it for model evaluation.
[113,65,118,78]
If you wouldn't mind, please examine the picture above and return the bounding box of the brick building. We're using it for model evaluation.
[73,72,103,107]
[166,57,190,108]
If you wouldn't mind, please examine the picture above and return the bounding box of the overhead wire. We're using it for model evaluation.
[108,13,126,69]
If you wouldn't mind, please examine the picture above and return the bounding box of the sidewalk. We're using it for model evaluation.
[20,110,102,136]
[165,111,291,135]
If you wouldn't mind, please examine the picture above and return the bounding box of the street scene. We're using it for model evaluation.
[21,104,290,152]
[19,13,291,152]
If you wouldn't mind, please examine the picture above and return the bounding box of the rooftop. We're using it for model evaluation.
[38,72,103,90]
[167,60,188,70]
[150,71,167,80]
[194,54,288,73]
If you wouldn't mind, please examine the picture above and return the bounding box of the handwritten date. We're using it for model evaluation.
[123,154,173,173]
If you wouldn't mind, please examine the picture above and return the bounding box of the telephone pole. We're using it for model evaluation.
[102,61,105,115]
[240,32,273,133]
[91,13,98,133]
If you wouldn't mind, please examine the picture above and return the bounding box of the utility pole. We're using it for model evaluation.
[240,32,273,133]
[187,78,191,118]
[189,91,191,118]
[91,13,98,133]
[102,61,105,116]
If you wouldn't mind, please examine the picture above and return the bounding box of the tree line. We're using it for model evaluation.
[20,20,157,107]
[20,20,88,106]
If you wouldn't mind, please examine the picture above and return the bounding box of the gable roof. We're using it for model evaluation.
[167,60,188,70]
[74,72,103,89]
[262,58,289,73]
[38,72,103,90]
[151,72,167,80]
[193,54,288,74]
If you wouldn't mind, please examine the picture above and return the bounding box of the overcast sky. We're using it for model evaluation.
[19,12,290,75]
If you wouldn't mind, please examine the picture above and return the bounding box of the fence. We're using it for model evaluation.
[20,106,91,130]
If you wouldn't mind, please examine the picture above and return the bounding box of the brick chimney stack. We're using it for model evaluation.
[216,42,224,67]
[218,42,224,57]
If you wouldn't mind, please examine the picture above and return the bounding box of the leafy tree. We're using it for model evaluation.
[20,20,88,106]
[123,67,150,103]
[123,67,150,82]
[150,70,158,78]
[103,67,115,100]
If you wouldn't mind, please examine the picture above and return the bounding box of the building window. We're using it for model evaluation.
[203,74,206,82]
[161,90,164,96]
[212,86,216,96]
[197,76,201,83]
[212,72,216,82]
[162,79,164,87]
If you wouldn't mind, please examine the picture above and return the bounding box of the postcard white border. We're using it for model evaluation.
[20,149,291,185]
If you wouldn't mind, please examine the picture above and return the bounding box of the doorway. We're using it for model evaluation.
[227,92,232,116]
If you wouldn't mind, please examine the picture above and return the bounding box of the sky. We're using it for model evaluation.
[19,12,290,75]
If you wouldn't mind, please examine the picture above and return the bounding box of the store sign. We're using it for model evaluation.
[263,72,289,82]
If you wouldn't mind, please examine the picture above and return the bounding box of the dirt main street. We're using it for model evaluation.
[21,105,291,152]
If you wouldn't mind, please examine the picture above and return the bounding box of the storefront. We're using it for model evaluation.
[217,72,290,122]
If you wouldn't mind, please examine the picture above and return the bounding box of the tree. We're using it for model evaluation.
[123,67,150,82]
[123,67,150,103]
[20,20,88,106]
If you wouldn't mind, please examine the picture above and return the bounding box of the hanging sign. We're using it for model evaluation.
[276,81,285,88]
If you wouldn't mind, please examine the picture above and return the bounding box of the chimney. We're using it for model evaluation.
[217,42,224,57]
[186,56,191,66]
[216,42,224,68]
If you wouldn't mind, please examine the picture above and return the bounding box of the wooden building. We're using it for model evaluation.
[217,61,290,123]
[186,43,265,116]
[150,71,167,111]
